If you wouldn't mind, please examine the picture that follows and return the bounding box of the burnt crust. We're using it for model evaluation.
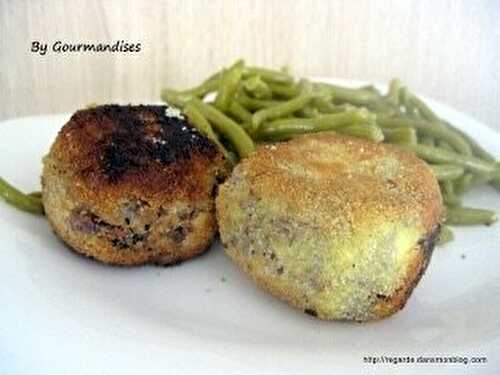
[51,105,223,200]
[371,224,441,319]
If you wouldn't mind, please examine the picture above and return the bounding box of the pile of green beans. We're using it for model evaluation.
[161,60,499,245]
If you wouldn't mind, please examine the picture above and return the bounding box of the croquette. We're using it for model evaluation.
[216,133,443,321]
[42,105,228,266]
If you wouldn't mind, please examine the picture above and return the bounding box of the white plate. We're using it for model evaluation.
[1,79,500,375]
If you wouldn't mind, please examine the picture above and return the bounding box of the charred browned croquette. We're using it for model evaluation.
[42,105,228,266]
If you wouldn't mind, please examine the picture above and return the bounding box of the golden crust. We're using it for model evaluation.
[234,132,442,233]
[43,105,227,266]
[216,133,443,321]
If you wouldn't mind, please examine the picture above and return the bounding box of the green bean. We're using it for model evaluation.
[441,180,462,206]
[28,191,43,199]
[386,78,403,107]
[399,87,419,118]
[0,177,44,215]
[268,82,300,98]
[183,103,233,163]
[227,101,253,126]
[215,60,244,111]
[311,98,353,114]
[297,106,320,118]
[378,117,472,155]
[338,124,384,143]
[491,176,500,191]
[257,110,376,140]
[257,122,315,140]
[243,75,272,99]
[263,109,374,130]
[431,165,464,181]
[443,121,496,162]
[243,66,294,84]
[235,89,282,111]
[186,76,220,98]
[360,84,381,94]
[456,174,493,193]
[424,123,471,155]
[463,171,498,191]
[420,122,472,155]
[184,103,217,138]
[382,127,417,145]
[314,82,380,105]
[160,75,220,109]
[188,98,255,158]
[161,89,193,108]
[419,135,435,146]
[401,144,496,175]
[252,81,314,131]
[454,173,475,194]
[368,101,399,116]
[280,65,291,75]
[408,93,440,122]
[492,164,500,191]
[446,206,497,226]
[438,225,454,245]
[436,140,454,151]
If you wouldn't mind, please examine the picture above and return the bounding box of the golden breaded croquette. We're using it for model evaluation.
[42,105,228,266]
[216,133,443,321]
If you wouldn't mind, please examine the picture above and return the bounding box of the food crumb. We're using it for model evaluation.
[165,105,185,120]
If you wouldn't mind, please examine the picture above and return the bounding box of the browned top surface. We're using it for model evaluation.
[47,105,224,201]
[229,132,443,233]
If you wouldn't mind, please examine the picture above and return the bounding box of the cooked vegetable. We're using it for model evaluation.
[378,117,472,155]
[0,177,44,215]
[215,60,244,111]
[243,66,293,84]
[431,165,464,181]
[382,127,417,145]
[187,98,255,158]
[268,82,300,98]
[441,180,462,206]
[446,206,497,226]
[438,225,454,245]
[228,101,253,126]
[28,191,43,199]
[243,75,272,99]
[183,103,234,164]
[401,144,496,175]
[256,110,375,140]
[314,82,380,105]
[338,124,384,143]
[235,90,281,111]
[251,81,314,131]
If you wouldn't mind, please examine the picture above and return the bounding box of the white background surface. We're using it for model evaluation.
[0,0,499,129]
[1,81,499,374]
